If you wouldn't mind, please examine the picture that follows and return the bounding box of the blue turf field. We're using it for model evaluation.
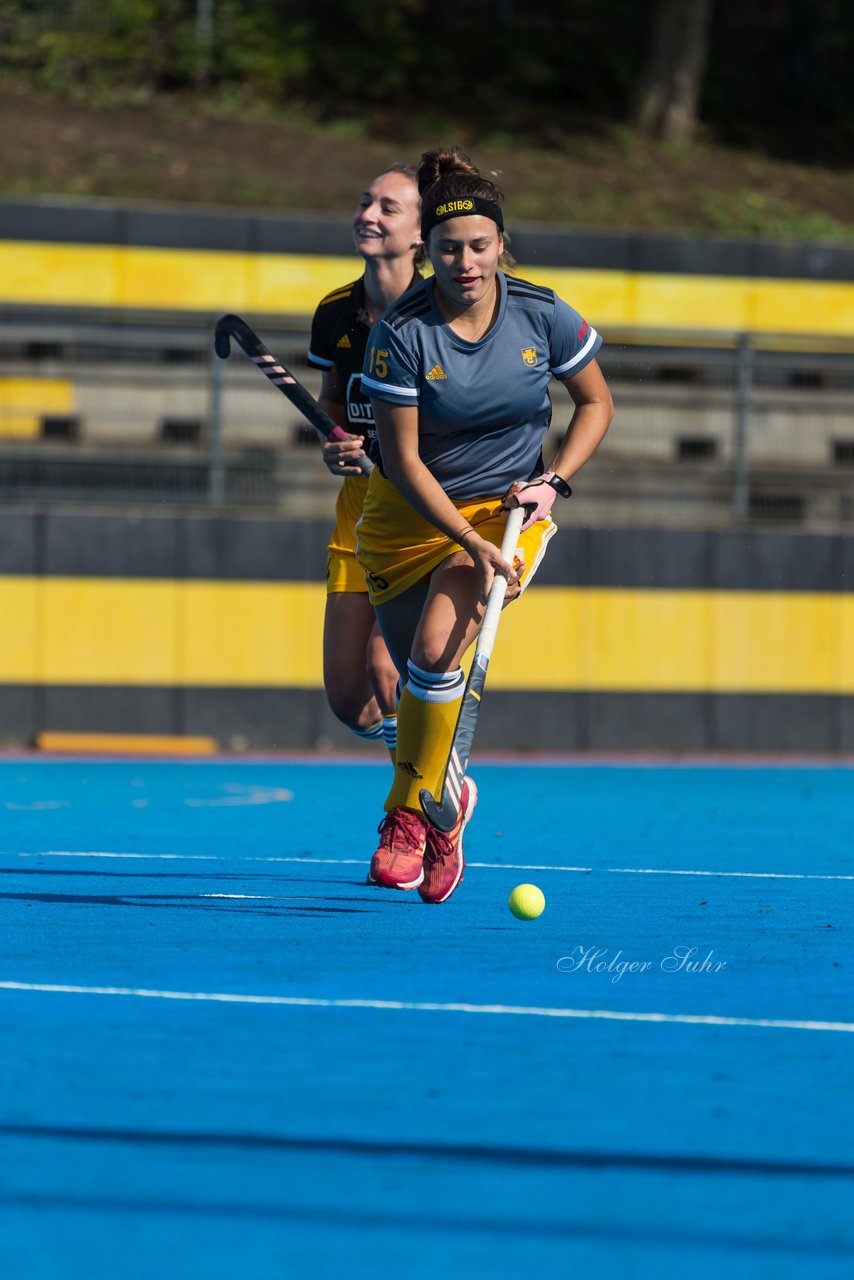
[1,756,853,1279]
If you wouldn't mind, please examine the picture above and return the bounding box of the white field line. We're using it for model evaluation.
[200,893,316,900]
[12,851,366,865]
[607,867,854,881]
[7,851,854,882]
[1,980,852,1034]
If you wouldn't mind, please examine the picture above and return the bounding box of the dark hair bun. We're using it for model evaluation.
[417,145,480,195]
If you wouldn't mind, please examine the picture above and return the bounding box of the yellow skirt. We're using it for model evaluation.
[355,468,556,607]
[327,475,370,594]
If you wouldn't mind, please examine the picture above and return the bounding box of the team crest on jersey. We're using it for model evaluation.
[336,334,352,349]
[426,364,447,380]
[521,346,537,366]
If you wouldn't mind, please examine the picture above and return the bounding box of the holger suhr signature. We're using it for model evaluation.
[556,945,727,983]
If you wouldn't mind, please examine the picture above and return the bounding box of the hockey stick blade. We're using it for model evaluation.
[419,505,525,832]
[214,313,373,475]
[213,323,232,360]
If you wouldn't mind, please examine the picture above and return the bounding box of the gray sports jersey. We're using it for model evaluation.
[361,271,602,500]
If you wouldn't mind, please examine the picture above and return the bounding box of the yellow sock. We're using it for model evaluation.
[385,687,461,812]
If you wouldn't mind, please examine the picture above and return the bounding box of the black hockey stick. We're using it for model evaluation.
[419,505,525,832]
[214,313,373,476]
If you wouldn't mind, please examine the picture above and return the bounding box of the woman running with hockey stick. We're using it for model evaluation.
[307,164,423,758]
[357,145,613,903]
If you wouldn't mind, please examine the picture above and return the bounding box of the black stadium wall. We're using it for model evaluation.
[1,509,850,754]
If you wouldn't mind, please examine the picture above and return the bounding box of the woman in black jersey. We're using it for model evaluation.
[307,165,423,758]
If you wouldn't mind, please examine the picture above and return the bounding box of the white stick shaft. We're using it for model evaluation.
[473,506,524,663]
[419,505,526,832]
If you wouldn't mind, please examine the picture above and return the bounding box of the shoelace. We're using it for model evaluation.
[425,826,457,863]
[377,809,425,852]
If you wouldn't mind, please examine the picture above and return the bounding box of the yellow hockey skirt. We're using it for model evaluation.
[355,468,556,607]
[327,474,370,594]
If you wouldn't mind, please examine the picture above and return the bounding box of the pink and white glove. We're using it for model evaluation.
[502,472,569,532]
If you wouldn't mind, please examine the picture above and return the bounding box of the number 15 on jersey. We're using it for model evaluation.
[367,347,389,379]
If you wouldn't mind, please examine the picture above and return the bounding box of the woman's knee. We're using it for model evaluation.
[409,638,450,672]
[325,684,373,730]
[366,658,399,710]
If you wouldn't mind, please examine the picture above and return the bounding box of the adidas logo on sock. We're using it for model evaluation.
[426,364,447,380]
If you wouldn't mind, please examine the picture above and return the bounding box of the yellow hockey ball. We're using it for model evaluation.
[508,883,545,920]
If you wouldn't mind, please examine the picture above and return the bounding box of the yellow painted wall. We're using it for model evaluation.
[2,241,854,336]
[2,575,851,694]
[0,377,74,438]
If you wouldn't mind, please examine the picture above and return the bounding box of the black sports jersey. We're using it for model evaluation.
[307,273,421,444]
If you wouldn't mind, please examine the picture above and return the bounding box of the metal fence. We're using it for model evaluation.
[1,312,853,529]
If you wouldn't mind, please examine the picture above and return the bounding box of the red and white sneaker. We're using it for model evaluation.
[418,778,478,904]
[368,807,429,890]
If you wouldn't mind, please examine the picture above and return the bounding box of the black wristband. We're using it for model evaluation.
[546,473,572,499]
